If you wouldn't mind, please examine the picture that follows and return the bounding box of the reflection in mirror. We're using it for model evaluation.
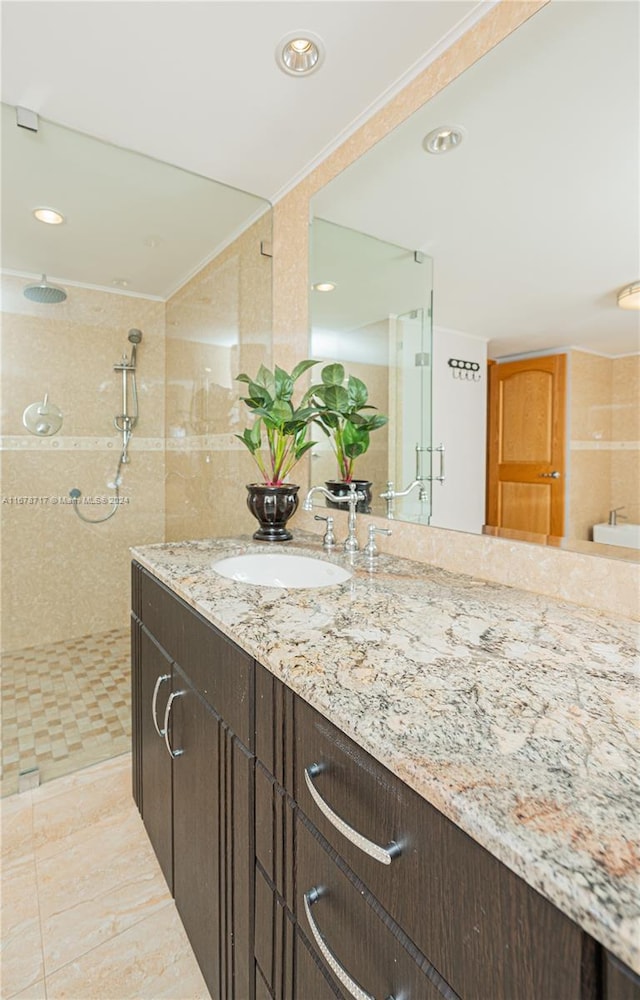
[310,219,434,521]
[309,0,639,559]
[1,106,271,794]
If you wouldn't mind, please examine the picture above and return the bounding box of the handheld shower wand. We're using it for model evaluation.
[113,330,142,463]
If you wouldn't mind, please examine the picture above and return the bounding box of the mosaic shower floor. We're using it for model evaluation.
[1,627,131,797]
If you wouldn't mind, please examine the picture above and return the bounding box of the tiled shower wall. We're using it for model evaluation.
[0,275,166,651]
[164,213,273,542]
[569,350,640,541]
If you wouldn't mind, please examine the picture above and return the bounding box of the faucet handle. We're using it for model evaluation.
[609,506,627,525]
[363,524,392,559]
[314,514,336,549]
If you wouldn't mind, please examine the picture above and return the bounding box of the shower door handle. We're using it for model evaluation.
[151,673,171,737]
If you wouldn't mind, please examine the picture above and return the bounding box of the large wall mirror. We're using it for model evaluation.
[310,0,639,559]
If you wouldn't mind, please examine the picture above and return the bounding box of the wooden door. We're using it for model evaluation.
[487,353,566,538]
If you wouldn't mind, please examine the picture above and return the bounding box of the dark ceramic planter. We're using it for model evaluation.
[246,483,300,542]
[324,479,372,514]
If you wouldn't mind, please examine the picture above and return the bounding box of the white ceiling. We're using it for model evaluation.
[1,1,484,200]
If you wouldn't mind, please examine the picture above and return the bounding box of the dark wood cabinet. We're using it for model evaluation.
[293,694,588,1000]
[133,568,633,1000]
[138,628,173,889]
[131,564,254,1000]
[606,954,640,1000]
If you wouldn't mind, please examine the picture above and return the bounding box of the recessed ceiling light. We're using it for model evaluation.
[423,126,465,155]
[312,281,337,292]
[33,207,64,225]
[276,31,324,76]
[617,282,640,310]
[112,278,130,288]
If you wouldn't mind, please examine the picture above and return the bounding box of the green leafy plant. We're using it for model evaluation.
[311,362,388,483]
[235,360,319,486]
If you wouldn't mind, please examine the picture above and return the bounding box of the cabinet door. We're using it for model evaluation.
[139,628,173,891]
[606,953,640,1000]
[171,667,254,1000]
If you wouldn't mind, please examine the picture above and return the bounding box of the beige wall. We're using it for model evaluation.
[164,212,272,542]
[268,0,639,619]
[569,351,640,541]
[0,275,165,651]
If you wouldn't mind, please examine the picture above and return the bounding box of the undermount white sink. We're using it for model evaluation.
[212,553,352,589]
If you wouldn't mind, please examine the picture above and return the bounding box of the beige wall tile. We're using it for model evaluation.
[164,214,272,540]
[570,350,613,442]
[612,355,640,442]
[568,450,612,541]
[1,278,165,651]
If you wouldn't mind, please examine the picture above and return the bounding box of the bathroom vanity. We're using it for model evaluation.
[130,536,639,1000]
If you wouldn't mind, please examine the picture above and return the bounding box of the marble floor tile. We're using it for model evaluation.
[6,979,47,999]
[0,915,45,1000]
[38,808,172,975]
[32,759,132,859]
[1,754,210,999]
[45,903,210,999]
[1,790,34,872]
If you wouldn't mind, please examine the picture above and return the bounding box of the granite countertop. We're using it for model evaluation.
[131,533,640,973]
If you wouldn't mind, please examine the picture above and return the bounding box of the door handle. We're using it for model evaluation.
[305,764,401,865]
[163,690,185,759]
[151,673,171,737]
[304,888,397,1000]
[539,471,561,478]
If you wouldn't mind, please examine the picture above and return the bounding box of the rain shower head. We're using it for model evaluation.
[23,275,67,304]
[128,329,142,344]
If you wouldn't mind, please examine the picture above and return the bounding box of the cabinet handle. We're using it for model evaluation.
[151,673,171,737]
[304,888,388,1000]
[305,764,401,865]
[163,691,184,759]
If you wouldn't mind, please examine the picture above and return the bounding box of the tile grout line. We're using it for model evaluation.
[41,898,176,992]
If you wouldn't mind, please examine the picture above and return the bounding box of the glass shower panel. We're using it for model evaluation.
[392,303,433,523]
[309,217,433,520]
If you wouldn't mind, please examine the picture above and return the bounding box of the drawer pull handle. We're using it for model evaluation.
[305,764,401,865]
[305,888,393,1000]
[151,673,171,737]
[163,691,184,759]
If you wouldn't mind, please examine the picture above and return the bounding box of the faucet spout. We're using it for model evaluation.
[303,484,337,511]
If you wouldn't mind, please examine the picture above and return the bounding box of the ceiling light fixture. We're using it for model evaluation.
[423,126,465,155]
[33,207,64,225]
[617,282,640,310]
[276,31,324,76]
[312,281,336,292]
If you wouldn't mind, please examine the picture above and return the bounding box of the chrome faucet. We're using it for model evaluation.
[303,483,366,553]
[363,524,392,561]
[313,514,336,550]
[343,483,366,553]
[380,479,429,518]
[609,506,627,526]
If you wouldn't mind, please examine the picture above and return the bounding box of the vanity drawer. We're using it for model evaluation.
[136,564,252,745]
[293,695,587,1000]
[295,815,452,1000]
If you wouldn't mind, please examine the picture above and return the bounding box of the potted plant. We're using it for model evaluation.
[310,362,388,511]
[236,360,318,541]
